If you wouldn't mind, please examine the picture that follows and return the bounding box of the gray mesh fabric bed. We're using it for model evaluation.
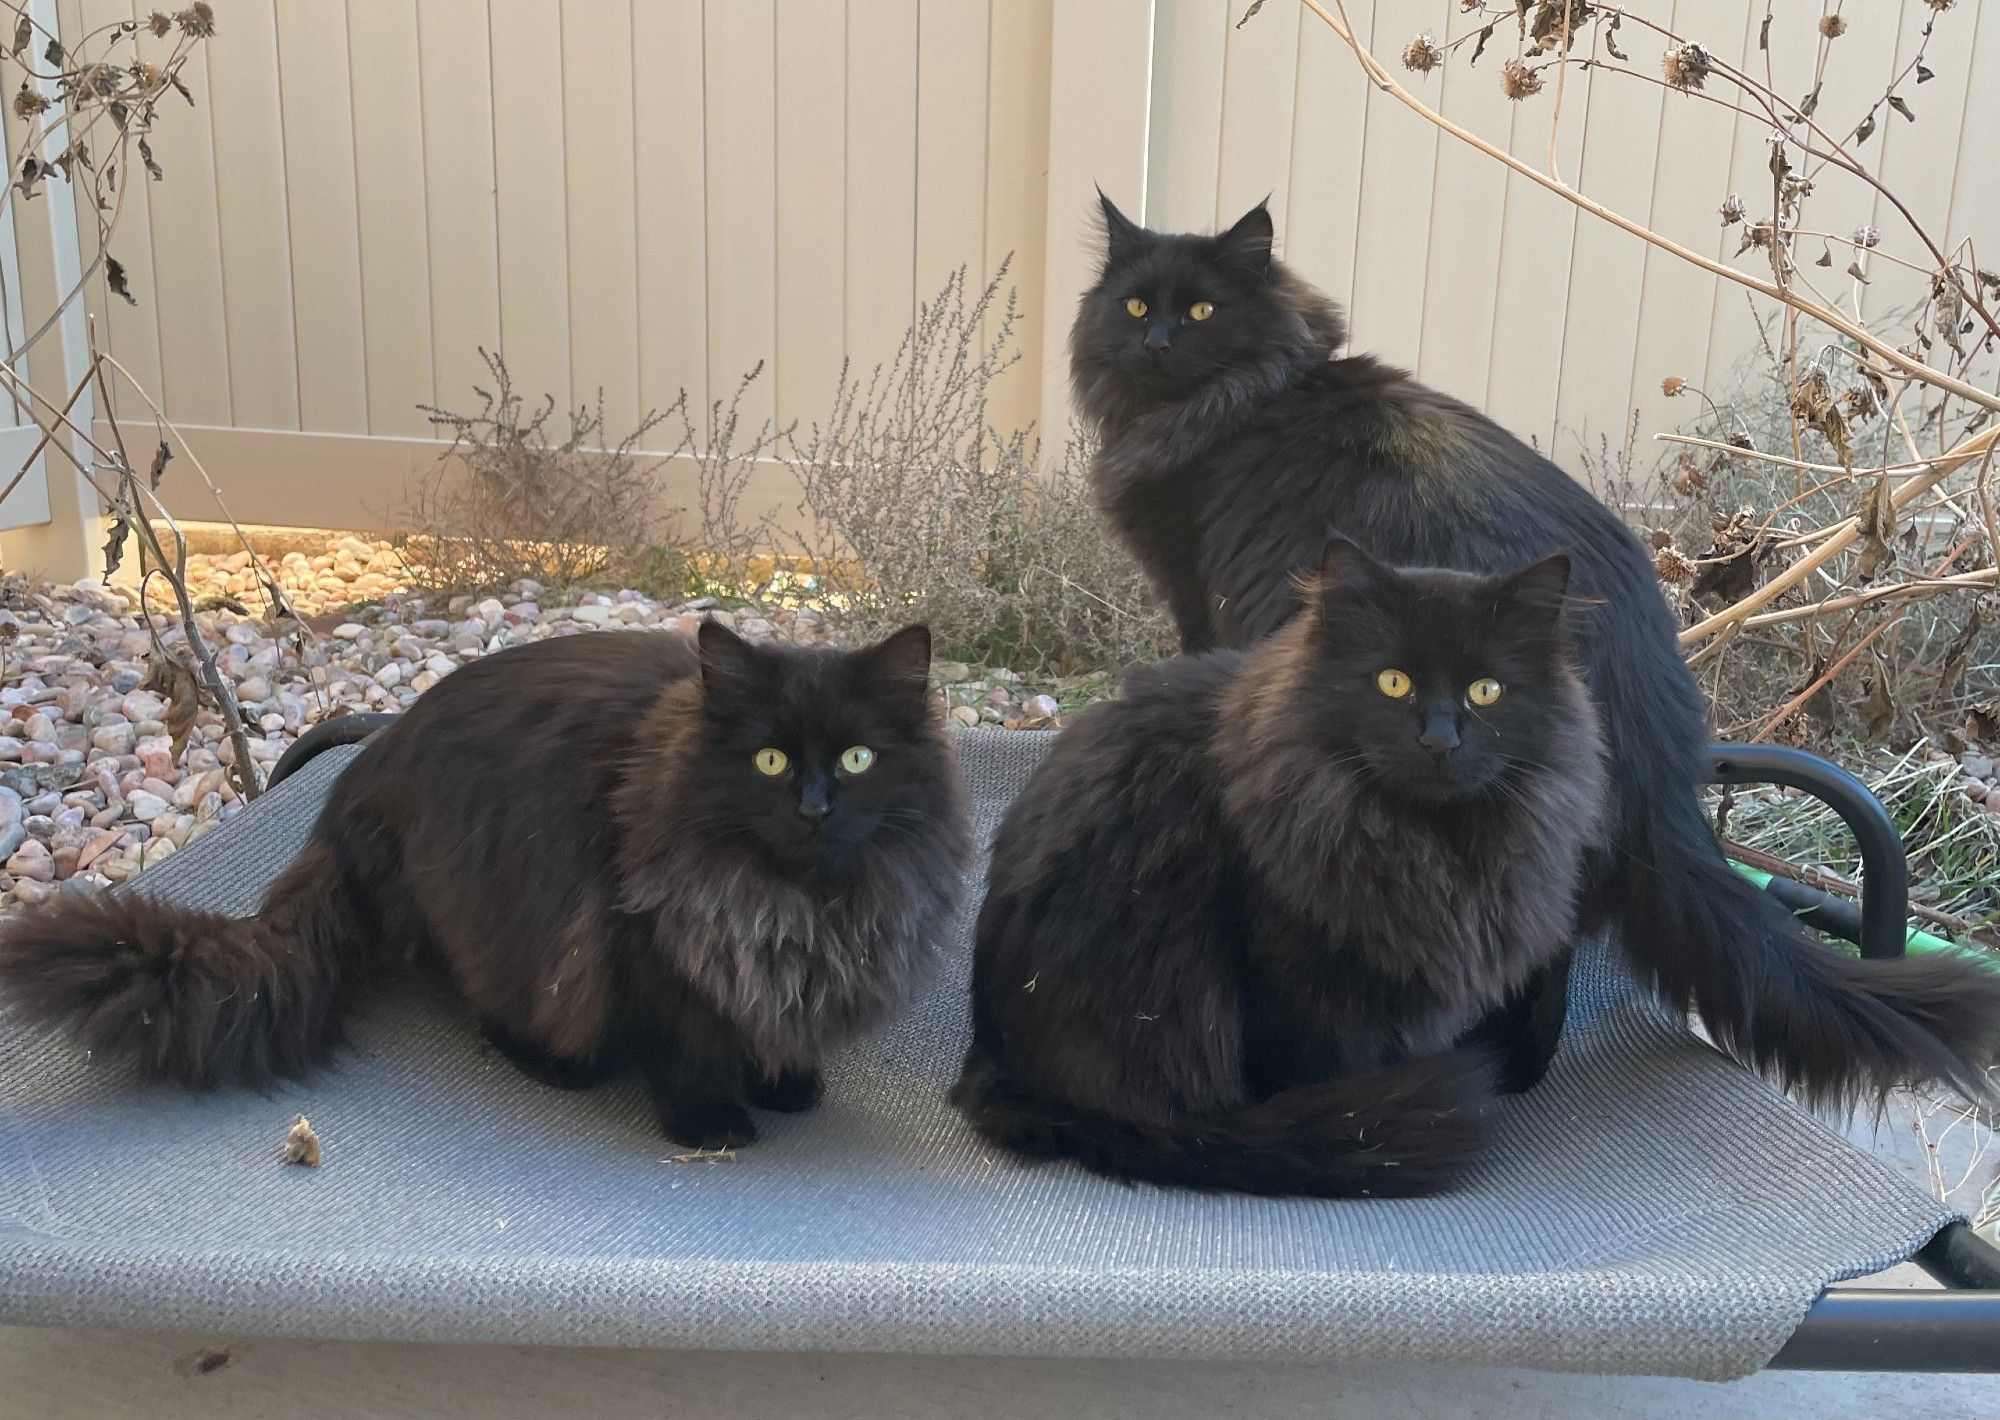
[0,729,1956,1379]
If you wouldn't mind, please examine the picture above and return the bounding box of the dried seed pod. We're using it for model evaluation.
[1662,42,1712,92]
[1402,34,1444,74]
[1500,58,1545,100]
[1654,546,1696,585]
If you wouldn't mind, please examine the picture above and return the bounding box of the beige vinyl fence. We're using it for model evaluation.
[1,0,1994,577]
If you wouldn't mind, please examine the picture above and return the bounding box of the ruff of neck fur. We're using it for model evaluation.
[609,680,967,1072]
[1076,261,1342,475]
[1211,620,1609,947]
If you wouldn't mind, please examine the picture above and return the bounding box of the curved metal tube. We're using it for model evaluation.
[1703,742,1911,961]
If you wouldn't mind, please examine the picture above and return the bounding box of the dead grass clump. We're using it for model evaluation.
[783,265,1172,672]
[405,349,676,594]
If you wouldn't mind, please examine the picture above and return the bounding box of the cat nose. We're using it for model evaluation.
[792,772,832,828]
[1143,321,1173,353]
[1417,713,1461,758]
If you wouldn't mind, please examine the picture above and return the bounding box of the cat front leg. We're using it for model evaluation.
[482,1017,615,1092]
[744,1061,824,1113]
[630,989,759,1150]
[1457,954,1571,1095]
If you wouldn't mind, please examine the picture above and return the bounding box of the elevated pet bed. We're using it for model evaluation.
[1,725,1996,1379]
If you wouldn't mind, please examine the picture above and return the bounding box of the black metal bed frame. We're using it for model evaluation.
[1708,744,2000,1372]
[269,725,2000,1372]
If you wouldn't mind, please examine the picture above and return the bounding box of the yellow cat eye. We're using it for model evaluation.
[840,745,876,775]
[1467,678,1504,707]
[1375,669,1413,699]
[753,747,790,776]
[1125,296,1148,318]
[1189,300,1215,321]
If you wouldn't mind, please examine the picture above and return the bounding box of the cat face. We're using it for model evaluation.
[1072,195,1294,402]
[691,621,951,877]
[1297,540,1577,804]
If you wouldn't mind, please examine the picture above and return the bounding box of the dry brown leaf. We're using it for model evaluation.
[1790,370,1852,466]
[1854,472,1897,580]
[143,652,201,760]
[283,1114,321,1167]
[1859,667,1896,741]
[1968,698,2000,746]
[1939,608,1983,700]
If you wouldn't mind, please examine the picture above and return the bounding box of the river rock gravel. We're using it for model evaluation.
[0,536,1078,908]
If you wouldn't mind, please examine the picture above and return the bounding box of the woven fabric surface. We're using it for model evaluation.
[0,729,1954,1378]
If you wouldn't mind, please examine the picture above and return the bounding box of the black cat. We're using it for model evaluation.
[1068,194,2000,1108]
[953,541,1607,1196]
[0,622,969,1151]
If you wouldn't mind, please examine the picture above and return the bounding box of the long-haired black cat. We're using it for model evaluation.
[0,621,968,1150]
[953,540,1606,1197]
[1071,194,2000,1108]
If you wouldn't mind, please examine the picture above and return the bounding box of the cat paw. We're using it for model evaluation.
[746,1066,823,1113]
[660,1101,759,1151]
[482,1021,611,1092]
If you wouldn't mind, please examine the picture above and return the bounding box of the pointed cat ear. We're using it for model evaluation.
[1496,552,1573,634]
[1315,535,1392,607]
[696,617,762,698]
[858,623,933,712]
[1218,201,1274,274]
[1096,186,1147,267]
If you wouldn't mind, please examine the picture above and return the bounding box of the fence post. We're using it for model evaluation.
[0,0,101,584]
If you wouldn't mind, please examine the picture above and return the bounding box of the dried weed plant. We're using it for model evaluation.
[417,265,1170,674]
[781,263,1172,671]
[406,350,675,594]
[405,352,784,598]
[0,5,268,797]
[1273,0,2000,750]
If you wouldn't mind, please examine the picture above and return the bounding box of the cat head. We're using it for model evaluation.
[1290,538,1582,804]
[1070,194,1344,417]
[677,620,955,878]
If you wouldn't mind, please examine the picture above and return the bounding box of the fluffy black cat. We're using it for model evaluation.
[953,541,1607,1197]
[0,621,969,1150]
[1071,194,2000,1108]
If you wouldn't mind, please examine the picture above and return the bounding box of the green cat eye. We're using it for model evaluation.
[1125,296,1148,318]
[1468,678,1504,707]
[1189,300,1215,321]
[754,747,789,776]
[840,745,876,775]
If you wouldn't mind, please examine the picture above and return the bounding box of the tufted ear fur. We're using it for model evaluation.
[856,623,933,715]
[1096,187,1149,267]
[1494,552,1573,638]
[1217,201,1275,275]
[1315,534,1396,611]
[696,617,763,700]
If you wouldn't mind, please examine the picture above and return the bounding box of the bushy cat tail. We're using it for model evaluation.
[0,840,379,1088]
[951,1048,1494,1198]
[1616,793,2000,1109]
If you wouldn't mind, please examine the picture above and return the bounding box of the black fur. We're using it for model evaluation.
[0,624,969,1150]
[953,549,1607,1197]
[1071,196,2000,1109]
